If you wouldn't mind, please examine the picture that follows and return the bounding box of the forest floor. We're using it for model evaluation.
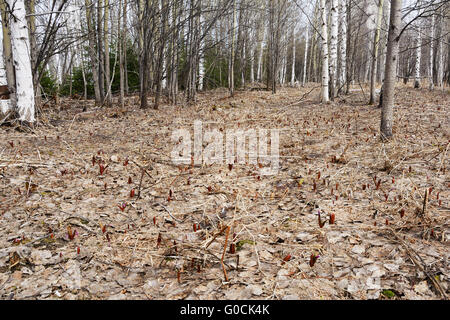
[0,84,449,300]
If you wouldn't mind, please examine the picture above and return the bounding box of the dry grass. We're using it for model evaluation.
[0,84,448,300]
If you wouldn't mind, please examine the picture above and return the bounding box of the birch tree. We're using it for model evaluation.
[345,0,352,94]
[380,0,402,140]
[85,0,102,104]
[320,0,329,103]
[256,21,265,82]
[329,0,338,100]
[290,25,296,86]
[429,14,435,90]
[97,0,106,104]
[369,0,384,104]
[250,31,255,83]
[123,0,129,95]
[25,0,39,105]
[198,1,205,91]
[302,26,309,86]
[436,8,444,89]
[414,25,422,88]
[104,0,112,105]
[229,0,236,96]
[338,0,347,93]
[3,0,35,123]
[118,0,125,107]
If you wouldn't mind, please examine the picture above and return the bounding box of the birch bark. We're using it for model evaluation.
[414,26,421,89]
[329,0,338,100]
[229,0,236,96]
[369,0,384,104]
[8,0,35,122]
[429,14,434,90]
[257,26,265,82]
[338,0,347,93]
[85,0,102,104]
[437,9,444,89]
[302,26,309,86]
[198,1,205,91]
[320,0,329,103]
[104,0,112,105]
[380,0,402,139]
[290,26,296,86]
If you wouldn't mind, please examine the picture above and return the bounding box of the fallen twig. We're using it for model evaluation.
[221,226,231,282]
[388,228,447,300]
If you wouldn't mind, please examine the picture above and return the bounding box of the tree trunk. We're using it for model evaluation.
[329,0,338,100]
[0,2,10,115]
[0,0,15,114]
[198,1,205,91]
[369,0,384,104]
[241,41,246,88]
[229,0,236,97]
[345,0,351,94]
[7,0,35,122]
[429,14,434,90]
[437,8,444,89]
[257,24,265,82]
[123,0,128,95]
[25,0,40,107]
[290,26,296,86]
[97,0,105,104]
[138,0,148,109]
[320,0,329,103]
[414,25,421,89]
[155,0,168,109]
[379,1,389,86]
[169,0,179,104]
[302,26,309,86]
[250,43,255,83]
[104,0,112,105]
[85,0,102,104]
[309,1,319,83]
[119,0,125,107]
[338,0,347,94]
[380,0,402,140]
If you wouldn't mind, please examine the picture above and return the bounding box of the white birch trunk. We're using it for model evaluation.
[198,3,205,91]
[161,48,167,91]
[8,0,35,122]
[241,43,246,86]
[329,0,339,99]
[380,0,402,139]
[250,44,255,83]
[118,0,124,106]
[290,26,296,86]
[429,14,434,90]
[229,0,236,96]
[364,41,371,82]
[320,0,329,103]
[381,0,391,82]
[369,0,384,104]
[104,0,112,105]
[279,52,285,85]
[414,26,421,88]
[437,10,444,89]
[257,27,265,82]
[338,0,347,91]
[302,26,309,86]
